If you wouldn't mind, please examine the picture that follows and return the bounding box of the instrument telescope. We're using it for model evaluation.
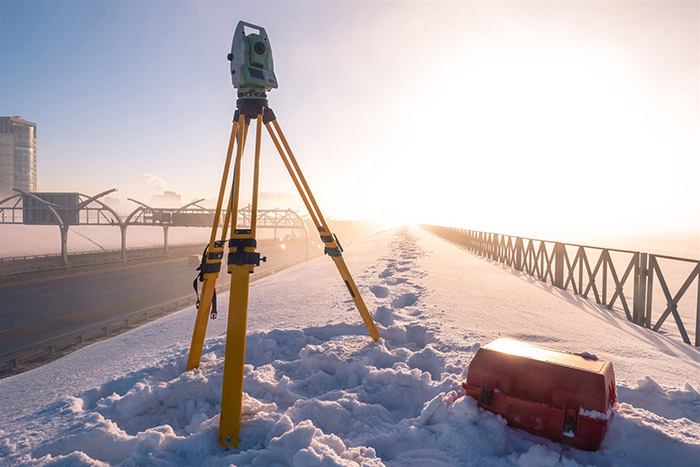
[227,21,278,98]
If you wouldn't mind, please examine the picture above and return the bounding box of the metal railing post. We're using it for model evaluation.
[602,250,608,306]
[696,274,700,347]
[633,252,647,325]
[645,255,655,328]
[515,237,524,271]
[491,233,497,260]
[554,242,564,289]
[495,234,500,261]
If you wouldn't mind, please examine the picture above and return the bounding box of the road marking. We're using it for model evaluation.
[99,289,126,296]
[15,285,50,294]
[39,289,73,298]
[0,258,307,340]
[140,272,163,278]
[0,257,190,288]
[0,284,194,334]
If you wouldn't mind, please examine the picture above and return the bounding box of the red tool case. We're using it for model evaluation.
[462,338,616,451]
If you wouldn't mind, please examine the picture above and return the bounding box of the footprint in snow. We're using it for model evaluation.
[392,292,418,309]
[385,277,408,286]
[370,285,389,298]
[373,305,394,326]
[404,307,423,316]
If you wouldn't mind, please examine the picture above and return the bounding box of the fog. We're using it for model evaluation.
[1,223,696,261]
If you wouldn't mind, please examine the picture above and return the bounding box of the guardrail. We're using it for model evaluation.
[0,242,204,263]
[422,225,700,347]
[0,258,308,373]
[0,243,206,278]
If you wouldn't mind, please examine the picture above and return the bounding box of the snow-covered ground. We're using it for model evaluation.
[1,226,699,466]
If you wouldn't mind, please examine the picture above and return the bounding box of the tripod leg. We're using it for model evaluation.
[220,121,250,240]
[186,120,239,371]
[219,263,251,448]
[265,119,381,342]
[219,114,263,448]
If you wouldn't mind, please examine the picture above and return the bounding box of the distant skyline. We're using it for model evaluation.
[1,0,698,239]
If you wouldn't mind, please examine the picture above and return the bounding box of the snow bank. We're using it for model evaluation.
[1,227,699,465]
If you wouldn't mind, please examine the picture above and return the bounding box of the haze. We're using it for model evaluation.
[1,1,698,246]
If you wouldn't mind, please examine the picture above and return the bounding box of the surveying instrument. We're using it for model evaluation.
[185,21,381,449]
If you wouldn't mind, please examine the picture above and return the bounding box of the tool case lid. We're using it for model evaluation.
[468,338,615,413]
[484,338,606,374]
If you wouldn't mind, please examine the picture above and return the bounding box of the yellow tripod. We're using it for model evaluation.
[186,98,381,449]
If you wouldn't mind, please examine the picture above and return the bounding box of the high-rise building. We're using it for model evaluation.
[0,116,38,198]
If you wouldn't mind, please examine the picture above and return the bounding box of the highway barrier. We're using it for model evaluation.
[0,243,204,276]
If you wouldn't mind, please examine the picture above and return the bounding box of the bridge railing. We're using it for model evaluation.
[422,225,700,347]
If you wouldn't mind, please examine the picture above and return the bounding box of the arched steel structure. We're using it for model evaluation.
[123,199,310,257]
[0,189,123,266]
[0,190,310,267]
[124,198,210,255]
[238,205,310,258]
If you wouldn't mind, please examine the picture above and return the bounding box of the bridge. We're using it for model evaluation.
[0,189,309,267]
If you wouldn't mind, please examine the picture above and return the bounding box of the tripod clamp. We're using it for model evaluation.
[227,229,267,269]
[320,228,344,257]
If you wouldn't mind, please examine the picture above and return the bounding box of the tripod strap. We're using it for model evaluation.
[211,289,218,320]
[193,275,201,308]
[193,245,218,320]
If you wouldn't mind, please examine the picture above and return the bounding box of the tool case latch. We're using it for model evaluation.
[563,407,578,438]
[480,386,494,406]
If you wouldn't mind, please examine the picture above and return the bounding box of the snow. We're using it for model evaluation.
[1,226,699,466]
[577,409,609,421]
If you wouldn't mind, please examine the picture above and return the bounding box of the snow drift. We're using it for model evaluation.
[1,227,699,466]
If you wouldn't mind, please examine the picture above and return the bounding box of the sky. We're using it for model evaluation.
[1,0,698,241]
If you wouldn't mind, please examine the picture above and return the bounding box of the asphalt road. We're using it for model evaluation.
[0,240,308,361]
[0,243,203,276]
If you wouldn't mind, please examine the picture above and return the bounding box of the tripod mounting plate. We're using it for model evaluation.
[233,98,277,124]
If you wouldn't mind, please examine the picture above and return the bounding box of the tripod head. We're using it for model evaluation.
[227,21,278,99]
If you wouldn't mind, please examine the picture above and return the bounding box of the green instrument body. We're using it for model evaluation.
[228,21,278,98]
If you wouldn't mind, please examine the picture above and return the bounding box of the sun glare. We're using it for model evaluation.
[326,24,695,238]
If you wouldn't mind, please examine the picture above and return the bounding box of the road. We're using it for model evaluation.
[0,243,204,276]
[0,240,308,361]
